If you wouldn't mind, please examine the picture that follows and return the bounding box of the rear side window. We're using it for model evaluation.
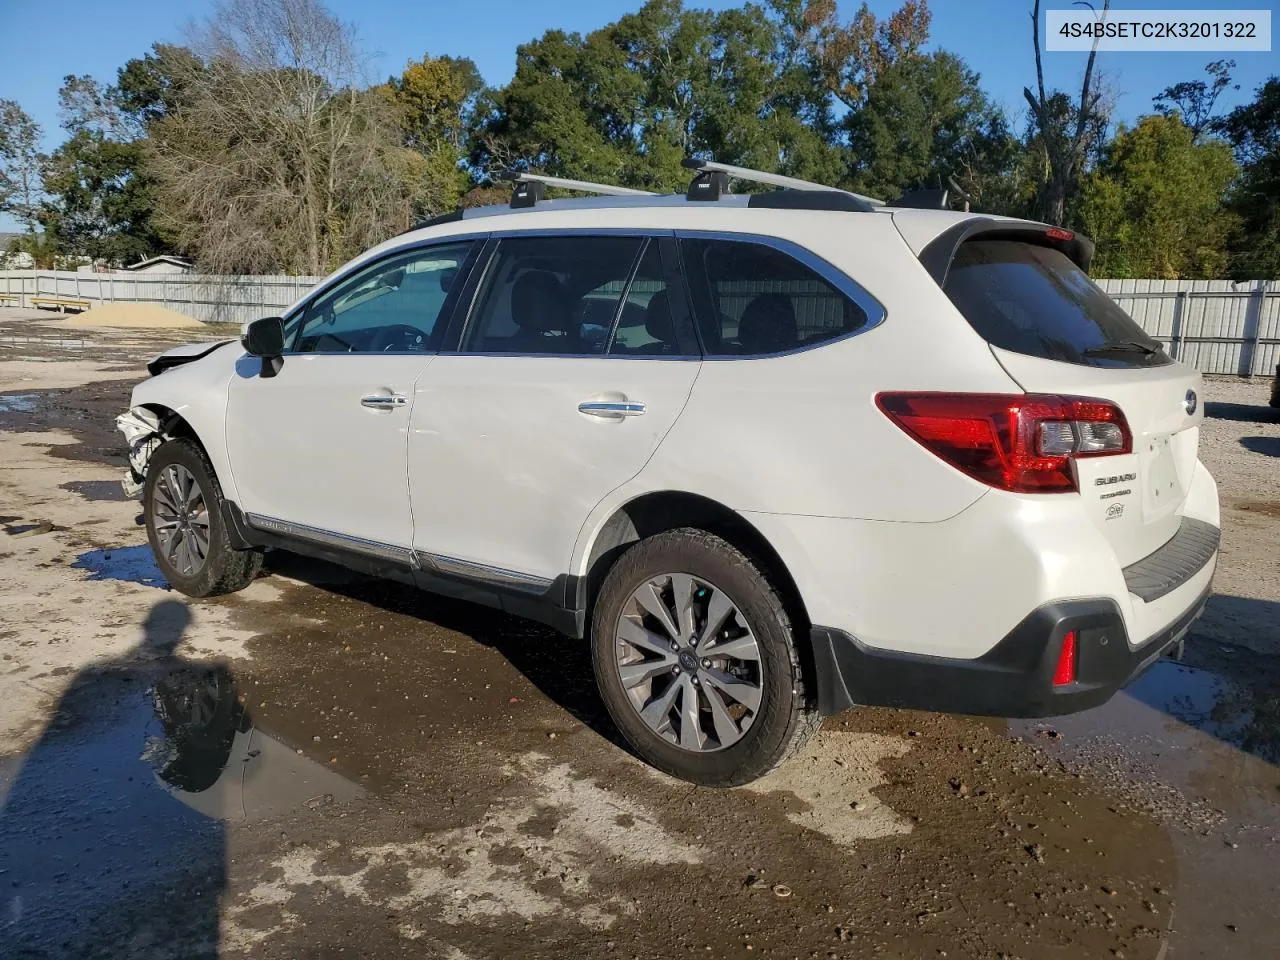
[943,240,1171,368]
[681,238,869,356]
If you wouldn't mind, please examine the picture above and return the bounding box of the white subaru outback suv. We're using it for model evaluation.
[117,162,1219,786]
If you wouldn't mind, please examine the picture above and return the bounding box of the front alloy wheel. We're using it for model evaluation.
[151,463,211,577]
[143,439,263,598]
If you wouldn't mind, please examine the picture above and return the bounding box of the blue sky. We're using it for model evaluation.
[1,0,1276,230]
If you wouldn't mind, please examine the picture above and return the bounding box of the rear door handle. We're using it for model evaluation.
[361,393,408,410]
[578,400,646,419]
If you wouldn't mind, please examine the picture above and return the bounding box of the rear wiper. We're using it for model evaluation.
[1083,339,1161,357]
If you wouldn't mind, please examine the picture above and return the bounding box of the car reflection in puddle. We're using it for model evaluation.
[0,599,363,956]
[1128,659,1280,766]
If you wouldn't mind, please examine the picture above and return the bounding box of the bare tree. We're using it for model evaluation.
[1023,0,1111,225]
[146,0,416,274]
[0,100,45,233]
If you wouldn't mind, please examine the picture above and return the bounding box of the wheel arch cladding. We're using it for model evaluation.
[579,490,811,636]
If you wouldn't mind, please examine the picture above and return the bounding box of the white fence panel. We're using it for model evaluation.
[0,270,323,326]
[2,271,1278,376]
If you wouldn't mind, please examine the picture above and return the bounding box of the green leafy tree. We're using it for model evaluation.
[113,43,204,132]
[473,0,844,191]
[1077,114,1237,279]
[845,51,1017,203]
[380,54,483,218]
[38,75,169,265]
[1217,77,1280,278]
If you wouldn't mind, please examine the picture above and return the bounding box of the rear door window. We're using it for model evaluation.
[680,238,870,356]
[943,240,1171,368]
[460,236,642,355]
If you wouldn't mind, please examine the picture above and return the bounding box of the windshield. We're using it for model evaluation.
[943,240,1171,368]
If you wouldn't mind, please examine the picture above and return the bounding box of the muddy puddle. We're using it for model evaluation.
[0,393,39,413]
[0,598,363,958]
[1018,654,1280,957]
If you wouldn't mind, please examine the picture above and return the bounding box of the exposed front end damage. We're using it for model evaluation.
[116,407,169,498]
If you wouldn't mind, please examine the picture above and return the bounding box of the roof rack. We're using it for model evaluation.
[681,159,885,207]
[497,170,658,208]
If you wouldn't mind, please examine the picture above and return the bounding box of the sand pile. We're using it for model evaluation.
[59,302,203,329]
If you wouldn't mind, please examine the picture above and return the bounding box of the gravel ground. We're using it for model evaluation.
[0,308,1277,959]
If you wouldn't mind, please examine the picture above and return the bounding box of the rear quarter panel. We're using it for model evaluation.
[638,212,1020,522]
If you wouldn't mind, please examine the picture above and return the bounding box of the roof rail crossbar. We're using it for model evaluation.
[681,159,884,207]
[497,169,658,208]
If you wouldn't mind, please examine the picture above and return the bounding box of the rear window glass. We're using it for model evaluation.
[943,240,1171,368]
[681,238,869,356]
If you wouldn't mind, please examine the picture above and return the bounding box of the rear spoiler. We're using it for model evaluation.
[917,218,1095,286]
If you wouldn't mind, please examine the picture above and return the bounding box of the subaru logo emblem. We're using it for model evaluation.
[1183,390,1198,415]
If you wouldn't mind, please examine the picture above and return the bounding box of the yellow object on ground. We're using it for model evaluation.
[57,302,203,329]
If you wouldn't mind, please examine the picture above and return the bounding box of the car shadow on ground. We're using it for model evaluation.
[261,556,1280,770]
[1240,436,1280,457]
[1203,400,1280,424]
[261,552,625,748]
[0,599,241,959]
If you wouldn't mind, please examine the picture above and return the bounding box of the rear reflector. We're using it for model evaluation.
[1052,631,1078,686]
[875,392,1132,493]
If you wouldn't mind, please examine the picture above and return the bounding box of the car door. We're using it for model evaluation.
[407,234,702,585]
[224,239,477,550]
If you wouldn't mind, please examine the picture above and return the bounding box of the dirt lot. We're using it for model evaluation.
[1,306,1278,959]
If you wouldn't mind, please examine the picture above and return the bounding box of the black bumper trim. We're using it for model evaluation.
[812,587,1210,718]
[1122,517,1219,602]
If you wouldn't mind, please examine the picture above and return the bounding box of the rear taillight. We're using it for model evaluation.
[875,392,1131,493]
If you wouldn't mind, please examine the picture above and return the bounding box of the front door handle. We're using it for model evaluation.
[361,393,408,410]
[578,400,646,419]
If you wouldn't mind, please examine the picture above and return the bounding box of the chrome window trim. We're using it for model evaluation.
[674,230,888,360]
[435,227,884,361]
[245,513,414,565]
[415,551,555,593]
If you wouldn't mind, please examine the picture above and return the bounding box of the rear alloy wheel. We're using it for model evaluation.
[144,439,263,598]
[614,573,763,751]
[591,528,818,786]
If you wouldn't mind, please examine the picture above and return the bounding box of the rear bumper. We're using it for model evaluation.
[813,584,1210,718]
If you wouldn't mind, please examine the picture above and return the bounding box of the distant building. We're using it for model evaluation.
[124,255,194,274]
[0,232,35,269]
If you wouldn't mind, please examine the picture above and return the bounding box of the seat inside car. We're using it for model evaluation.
[508,270,576,352]
[737,293,798,354]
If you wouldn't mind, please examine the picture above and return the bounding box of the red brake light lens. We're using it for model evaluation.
[1052,631,1078,686]
[875,392,1131,493]
[1044,227,1075,242]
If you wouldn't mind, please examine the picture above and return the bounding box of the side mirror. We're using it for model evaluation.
[242,316,285,357]
[241,316,285,378]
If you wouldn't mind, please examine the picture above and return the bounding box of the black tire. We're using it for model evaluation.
[144,438,263,597]
[590,528,819,787]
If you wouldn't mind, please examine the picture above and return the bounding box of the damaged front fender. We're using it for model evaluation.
[116,407,168,499]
